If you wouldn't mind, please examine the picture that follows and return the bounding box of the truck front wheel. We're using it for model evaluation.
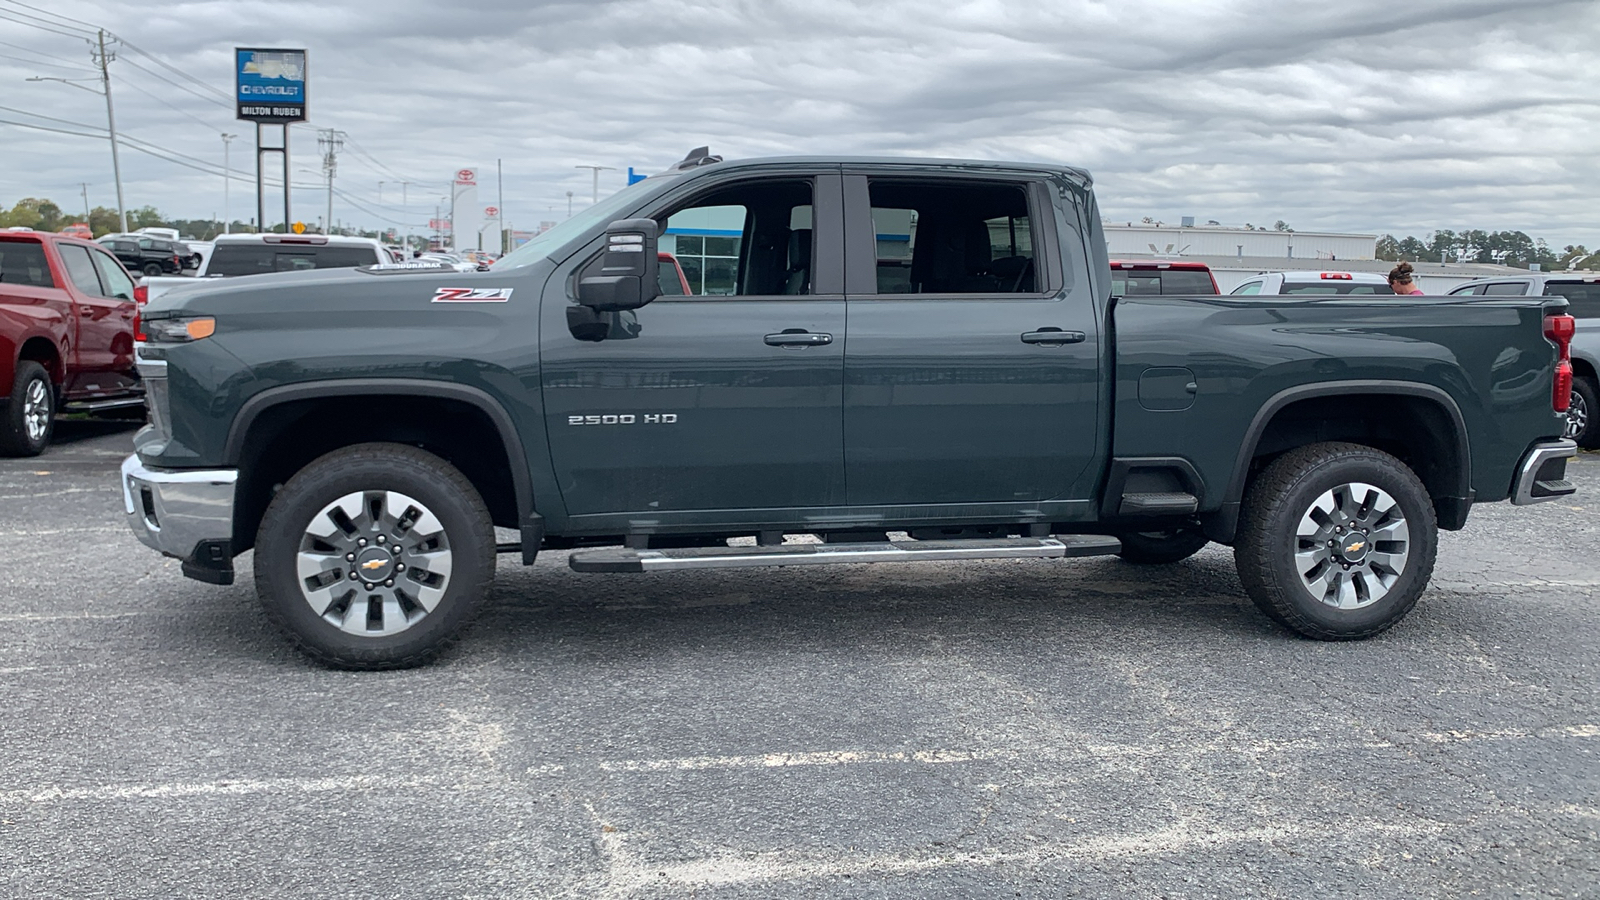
[254,443,496,669]
[1235,442,1437,640]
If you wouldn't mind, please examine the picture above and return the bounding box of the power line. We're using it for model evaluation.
[0,37,94,68]
[0,0,100,33]
[0,10,91,39]
[115,37,232,103]
[116,55,233,110]
[0,115,100,139]
[115,74,226,132]
[0,102,101,130]
[0,50,88,71]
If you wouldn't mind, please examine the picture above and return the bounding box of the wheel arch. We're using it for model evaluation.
[225,379,539,561]
[1206,381,1472,543]
[16,335,64,387]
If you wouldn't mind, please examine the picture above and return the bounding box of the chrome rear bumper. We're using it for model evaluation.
[1511,439,1578,506]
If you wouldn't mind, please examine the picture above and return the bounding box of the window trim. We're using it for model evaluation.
[842,171,1062,299]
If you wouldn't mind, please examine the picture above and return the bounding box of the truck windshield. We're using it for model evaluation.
[495,175,680,270]
[207,245,378,276]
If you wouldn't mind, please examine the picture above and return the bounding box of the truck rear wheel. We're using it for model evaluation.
[254,443,496,669]
[1116,527,1209,564]
[1235,442,1437,640]
[0,361,54,457]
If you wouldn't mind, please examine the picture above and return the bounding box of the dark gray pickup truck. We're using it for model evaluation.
[123,149,1578,668]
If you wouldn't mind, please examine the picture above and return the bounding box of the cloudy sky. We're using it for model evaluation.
[1,0,1596,246]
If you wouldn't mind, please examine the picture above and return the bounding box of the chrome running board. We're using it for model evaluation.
[568,535,1122,574]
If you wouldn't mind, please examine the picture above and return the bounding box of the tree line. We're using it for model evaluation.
[0,197,392,242]
[1376,229,1595,271]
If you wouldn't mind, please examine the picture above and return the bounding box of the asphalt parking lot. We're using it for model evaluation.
[3,421,1598,898]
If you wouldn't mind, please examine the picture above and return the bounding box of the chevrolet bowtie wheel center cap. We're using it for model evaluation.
[1293,481,1410,611]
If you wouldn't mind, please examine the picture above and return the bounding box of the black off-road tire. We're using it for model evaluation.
[0,361,54,457]
[1568,376,1598,450]
[1235,442,1437,640]
[142,262,163,277]
[1116,527,1210,565]
[254,443,496,670]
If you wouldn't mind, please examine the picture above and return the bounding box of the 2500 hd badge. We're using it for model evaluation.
[568,413,679,425]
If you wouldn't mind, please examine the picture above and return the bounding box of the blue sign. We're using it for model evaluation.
[235,48,307,123]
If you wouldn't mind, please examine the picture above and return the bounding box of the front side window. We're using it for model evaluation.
[867,180,1036,294]
[0,241,54,288]
[88,249,135,300]
[56,244,104,296]
[655,180,813,297]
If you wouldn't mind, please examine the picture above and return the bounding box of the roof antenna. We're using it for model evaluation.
[671,146,722,171]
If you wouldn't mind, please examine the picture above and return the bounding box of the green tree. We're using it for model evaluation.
[1376,235,1401,260]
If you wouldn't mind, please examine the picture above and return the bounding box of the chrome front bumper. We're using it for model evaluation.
[121,454,239,584]
[1511,439,1578,506]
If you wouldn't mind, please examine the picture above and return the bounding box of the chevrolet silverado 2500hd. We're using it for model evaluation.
[122,150,1578,668]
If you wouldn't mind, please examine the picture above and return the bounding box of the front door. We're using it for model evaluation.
[840,172,1101,507]
[541,172,847,523]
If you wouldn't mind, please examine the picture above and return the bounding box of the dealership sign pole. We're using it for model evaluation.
[236,48,307,233]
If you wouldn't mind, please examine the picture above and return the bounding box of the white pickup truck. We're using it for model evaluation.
[142,233,388,301]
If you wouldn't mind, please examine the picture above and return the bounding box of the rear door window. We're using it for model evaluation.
[56,244,105,295]
[88,249,135,300]
[0,240,55,287]
[1449,285,1486,295]
[1482,283,1528,296]
[865,180,1039,295]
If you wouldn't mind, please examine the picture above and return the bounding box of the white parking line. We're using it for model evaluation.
[595,748,1012,773]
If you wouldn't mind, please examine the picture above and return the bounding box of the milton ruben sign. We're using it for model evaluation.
[235,48,308,123]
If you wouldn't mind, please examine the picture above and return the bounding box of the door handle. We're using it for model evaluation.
[1021,329,1086,345]
[765,330,833,347]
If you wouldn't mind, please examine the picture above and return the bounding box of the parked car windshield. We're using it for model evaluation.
[206,244,379,276]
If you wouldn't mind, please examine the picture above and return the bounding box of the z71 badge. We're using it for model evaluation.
[432,287,513,303]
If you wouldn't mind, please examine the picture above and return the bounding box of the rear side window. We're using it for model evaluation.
[206,244,380,276]
[1115,268,1214,295]
[0,240,54,287]
[57,244,105,295]
[1482,283,1528,296]
[89,249,135,300]
[867,180,1039,295]
[1230,281,1262,295]
[1544,281,1600,319]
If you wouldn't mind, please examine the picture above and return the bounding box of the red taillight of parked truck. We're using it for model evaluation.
[133,283,148,343]
[1545,312,1576,413]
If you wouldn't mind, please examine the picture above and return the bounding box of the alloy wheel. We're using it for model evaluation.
[1293,481,1410,610]
[296,490,453,636]
[22,378,49,443]
[1565,388,1588,441]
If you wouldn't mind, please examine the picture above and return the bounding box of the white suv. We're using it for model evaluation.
[1229,271,1394,295]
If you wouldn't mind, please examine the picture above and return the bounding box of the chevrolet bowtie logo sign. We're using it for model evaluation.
[1345,541,1365,554]
[360,559,388,571]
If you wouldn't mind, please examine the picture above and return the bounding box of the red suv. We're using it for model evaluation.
[0,229,142,455]
[1109,259,1219,295]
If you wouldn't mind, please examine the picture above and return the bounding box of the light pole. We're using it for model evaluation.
[221,133,236,233]
[574,165,614,204]
[565,191,573,218]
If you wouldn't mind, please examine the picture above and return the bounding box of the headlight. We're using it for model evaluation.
[143,317,215,343]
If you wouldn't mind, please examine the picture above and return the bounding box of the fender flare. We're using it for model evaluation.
[225,378,540,558]
[1206,380,1473,542]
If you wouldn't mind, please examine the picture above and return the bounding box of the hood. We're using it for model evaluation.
[142,263,543,321]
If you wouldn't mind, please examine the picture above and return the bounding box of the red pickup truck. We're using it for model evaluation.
[0,229,142,456]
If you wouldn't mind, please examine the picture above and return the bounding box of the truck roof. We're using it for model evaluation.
[660,154,1093,186]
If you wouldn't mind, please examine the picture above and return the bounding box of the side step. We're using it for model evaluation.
[64,396,145,413]
[569,535,1122,574]
[1118,492,1198,515]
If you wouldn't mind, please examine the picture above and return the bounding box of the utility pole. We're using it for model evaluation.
[92,31,127,233]
[574,165,614,204]
[80,183,89,225]
[317,129,345,235]
[400,181,410,250]
[566,191,573,218]
[221,133,236,233]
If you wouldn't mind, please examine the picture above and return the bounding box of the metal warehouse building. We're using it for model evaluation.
[1106,222,1377,261]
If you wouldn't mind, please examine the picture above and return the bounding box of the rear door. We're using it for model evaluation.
[54,242,135,394]
[540,170,848,522]
[839,170,1101,508]
[0,238,73,391]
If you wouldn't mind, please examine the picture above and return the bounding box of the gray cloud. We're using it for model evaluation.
[1,0,1596,247]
